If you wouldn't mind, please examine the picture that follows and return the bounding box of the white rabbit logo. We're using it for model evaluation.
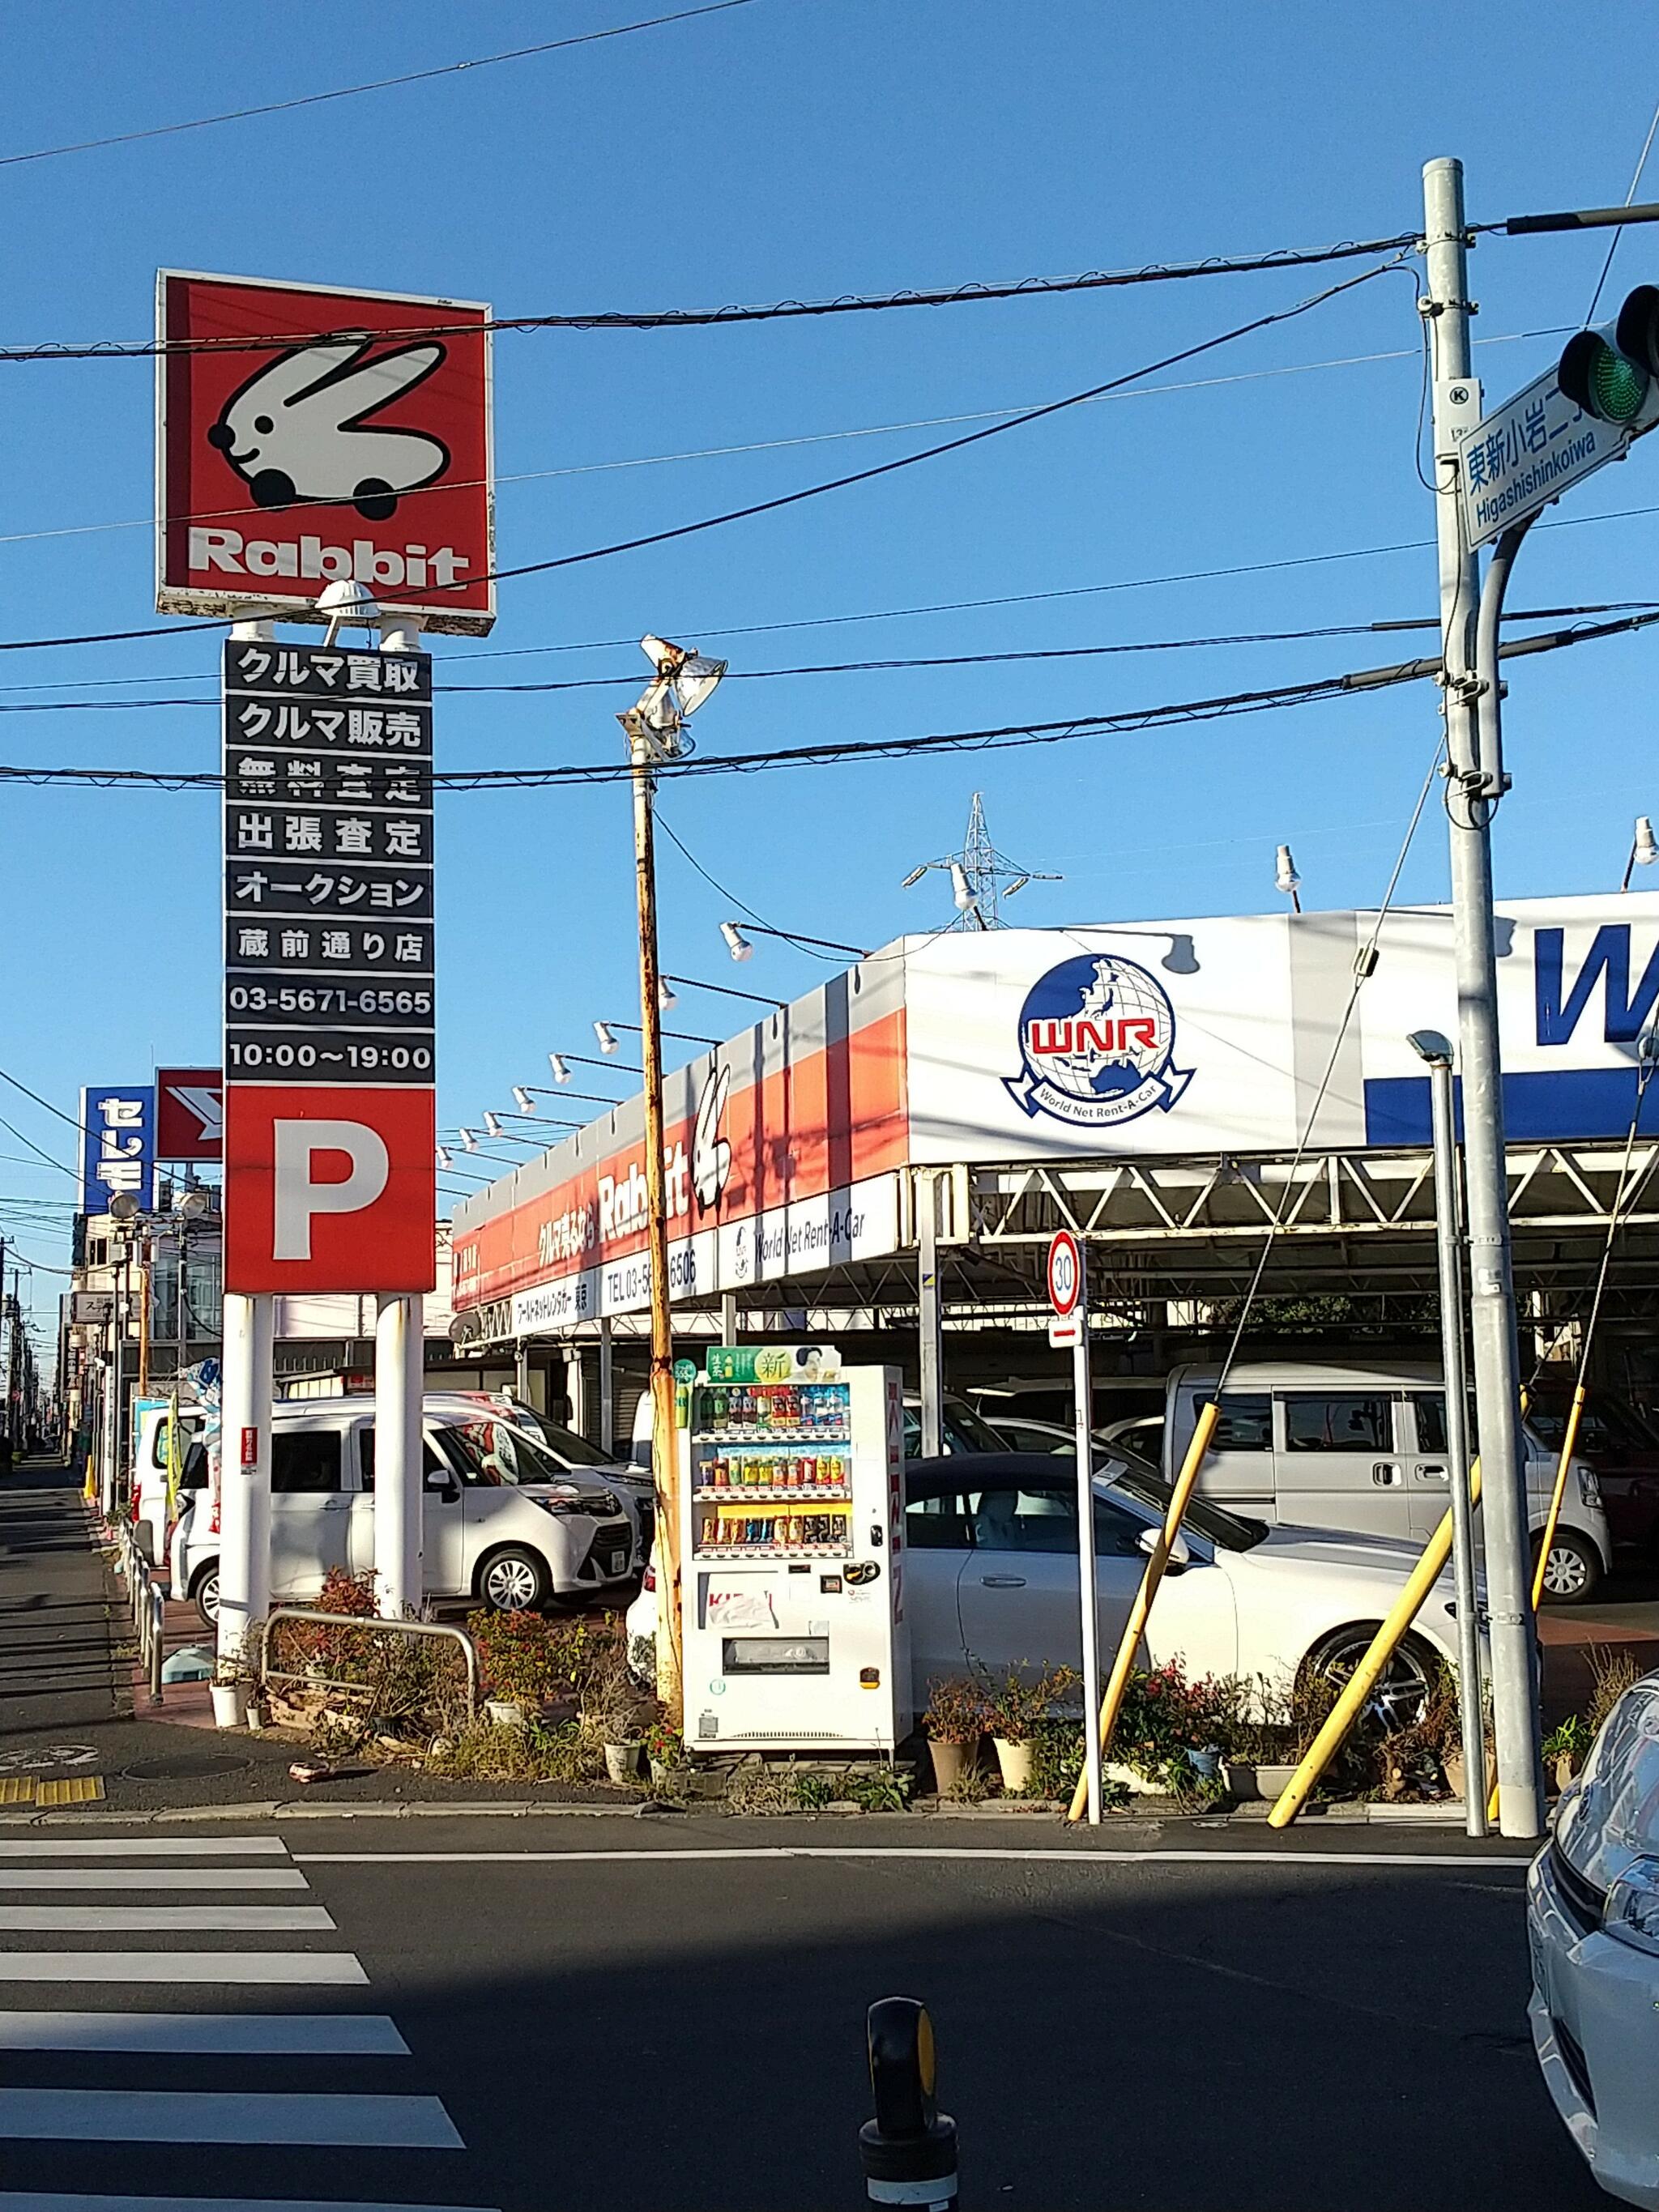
[207,334,451,522]
[692,1063,732,1213]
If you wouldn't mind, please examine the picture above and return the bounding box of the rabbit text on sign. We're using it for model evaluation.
[157,270,494,636]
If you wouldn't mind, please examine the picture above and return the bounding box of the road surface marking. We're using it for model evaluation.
[0,2198,499,2212]
[0,1907,334,1933]
[0,2091,462,2148]
[0,1783,34,1807]
[0,2014,408,2054]
[0,1840,288,1859]
[35,1781,104,1809]
[295,1845,1537,1870]
[0,1870,309,1892]
[0,1954,367,1984]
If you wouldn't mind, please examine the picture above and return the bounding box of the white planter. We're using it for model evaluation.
[210,1682,244,1730]
[992,1737,1035,1792]
[604,1741,642,1784]
[1221,1759,1299,1803]
[484,1699,526,1728]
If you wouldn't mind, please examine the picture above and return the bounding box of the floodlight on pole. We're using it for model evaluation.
[900,865,928,889]
[459,1127,480,1153]
[318,578,381,647]
[512,1086,535,1113]
[659,978,677,1012]
[548,1053,571,1084]
[721,922,753,961]
[1275,843,1303,912]
[1408,1029,1455,1067]
[483,1112,505,1140]
[436,1146,454,1171]
[1622,813,1658,891]
[595,1021,620,1055]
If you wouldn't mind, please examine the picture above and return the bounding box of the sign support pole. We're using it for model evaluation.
[1072,1246,1102,1825]
[1423,156,1543,1838]
[373,1291,423,1613]
[215,1289,272,1700]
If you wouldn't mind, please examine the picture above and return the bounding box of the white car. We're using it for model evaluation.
[1528,1668,1659,2206]
[629,1449,1477,1721]
[172,1398,635,1626]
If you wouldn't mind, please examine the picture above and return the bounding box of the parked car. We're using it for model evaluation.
[1525,1383,1659,1564]
[427,1390,653,1569]
[171,1397,635,1627]
[1528,1664,1659,2206]
[130,1398,205,1564]
[629,1447,1476,1724]
[1164,1360,1611,1603]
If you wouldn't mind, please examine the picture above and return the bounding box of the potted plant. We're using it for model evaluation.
[1542,1715,1595,1792]
[923,1677,987,1794]
[582,1644,646,1784]
[985,1666,1076,1793]
[209,1660,247,1730]
[644,1716,684,1787]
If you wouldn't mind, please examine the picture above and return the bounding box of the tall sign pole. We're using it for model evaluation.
[1048,1230,1101,1824]
[1422,157,1543,1836]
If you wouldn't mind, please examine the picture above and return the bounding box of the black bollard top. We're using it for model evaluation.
[861,1997,958,2192]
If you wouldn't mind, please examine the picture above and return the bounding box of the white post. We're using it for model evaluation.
[598,1318,615,1455]
[215,1290,273,1692]
[1072,1247,1102,1826]
[917,1173,944,1459]
[374,1291,424,1615]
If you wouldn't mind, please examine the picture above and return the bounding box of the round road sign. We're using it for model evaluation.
[1047,1229,1082,1317]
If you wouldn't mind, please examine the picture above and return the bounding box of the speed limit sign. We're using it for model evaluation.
[1047,1229,1083,1332]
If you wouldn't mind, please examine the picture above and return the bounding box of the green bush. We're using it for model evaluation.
[465,1609,595,1707]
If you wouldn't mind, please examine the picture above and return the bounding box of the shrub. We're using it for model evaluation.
[465,1609,594,1707]
[842,1767,911,1813]
[1113,1660,1238,1774]
[792,1772,837,1811]
[983,1665,1078,1745]
[1586,1645,1641,1735]
[429,1715,599,1784]
[1543,1714,1596,1765]
[923,1677,988,1744]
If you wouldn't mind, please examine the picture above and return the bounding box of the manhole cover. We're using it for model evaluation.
[121,1754,251,1783]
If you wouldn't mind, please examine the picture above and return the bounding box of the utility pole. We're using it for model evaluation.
[1422,156,1544,1837]
[628,715,682,1712]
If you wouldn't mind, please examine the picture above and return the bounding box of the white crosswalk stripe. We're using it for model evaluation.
[0,1831,496,2212]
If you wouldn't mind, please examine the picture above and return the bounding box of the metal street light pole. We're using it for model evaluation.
[1422,156,1543,1836]
[1410,1029,1487,1838]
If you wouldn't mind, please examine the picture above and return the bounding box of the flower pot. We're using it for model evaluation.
[927,1737,979,1794]
[1443,1751,1466,1801]
[1553,1750,1583,1793]
[648,1754,680,1788]
[1186,1746,1222,1783]
[484,1698,526,1728]
[992,1737,1035,1792]
[1103,1759,1164,1796]
[604,1741,642,1784]
[1220,1758,1299,1803]
[209,1681,244,1730]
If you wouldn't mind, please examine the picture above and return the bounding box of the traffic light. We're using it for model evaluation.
[1559,285,1659,428]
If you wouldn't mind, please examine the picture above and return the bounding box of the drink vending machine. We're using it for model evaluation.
[678,1348,911,1754]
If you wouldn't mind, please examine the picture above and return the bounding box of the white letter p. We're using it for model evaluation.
[272,1119,390,1260]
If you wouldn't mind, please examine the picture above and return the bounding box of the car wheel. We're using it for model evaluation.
[477,1546,548,1613]
[1533,1528,1601,1605]
[190,1563,220,1631]
[1303,1626,1436,1734]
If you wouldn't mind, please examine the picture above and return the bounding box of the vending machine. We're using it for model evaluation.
[679,1349,911,1754]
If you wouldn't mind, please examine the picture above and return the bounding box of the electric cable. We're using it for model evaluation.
[0,2,762,172]
[1586,99,1659,322]
[0,1064,87,1134]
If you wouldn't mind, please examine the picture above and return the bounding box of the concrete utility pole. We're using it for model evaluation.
[1422,156,1544,1837]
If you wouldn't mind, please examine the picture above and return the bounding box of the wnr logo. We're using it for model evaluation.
[1535,925,1659,1045]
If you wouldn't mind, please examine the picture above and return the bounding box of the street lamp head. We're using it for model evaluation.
[658,978,677,1012]
[436,1145,453,1171]
[594,1021,620,1055]
[1004,874,1030,898]
[483,1111,505,1139]
[459,1127,480,1153]
[548,1053,571,1084]
[721,921,753,962]
[633,634,727,727]
[1274,843,1301,896]
[1636,815,1658,869]
[173,1187,211,1220]
[900,865,929,889]
[108,1192,141,1222]
[1408,1029,1455,1067]
[318,578,381,644]
[512,1086,535,1114]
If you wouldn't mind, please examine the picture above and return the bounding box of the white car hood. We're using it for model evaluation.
[1557,1675,1659,1888]
[1244,1522,1435,1575]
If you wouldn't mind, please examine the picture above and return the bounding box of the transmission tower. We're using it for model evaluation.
[901,792,1060,929]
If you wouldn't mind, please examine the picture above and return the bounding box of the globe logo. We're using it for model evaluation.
[1004,953,1192,1129]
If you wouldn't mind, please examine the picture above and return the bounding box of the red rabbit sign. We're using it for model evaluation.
[156,271,494,635]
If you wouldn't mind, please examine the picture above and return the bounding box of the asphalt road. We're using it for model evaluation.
[0,1813,1601,2212]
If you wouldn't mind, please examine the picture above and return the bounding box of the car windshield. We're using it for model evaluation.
[510,1412,616,1468]
[441,1420,568,1488]
[944,1398,1012,1454]
[1102,1455,1269,1552]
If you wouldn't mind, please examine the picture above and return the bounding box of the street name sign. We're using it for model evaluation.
[1458,366,1629,548]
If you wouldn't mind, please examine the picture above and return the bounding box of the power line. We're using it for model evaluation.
[0,1063,87,1135]
[10,603,1657,794]
[0,2,761,172]
[0,232,1427,365]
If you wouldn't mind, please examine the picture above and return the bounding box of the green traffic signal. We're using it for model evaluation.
[1560,329,1651,424]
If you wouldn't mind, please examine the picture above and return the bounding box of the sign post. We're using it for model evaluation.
[1048,1229,1102,1825]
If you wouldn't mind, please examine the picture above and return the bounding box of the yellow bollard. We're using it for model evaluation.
[1529,1387,1585,1613]
[1068,1400,1220,1823]
[1269,1460,1484,1829]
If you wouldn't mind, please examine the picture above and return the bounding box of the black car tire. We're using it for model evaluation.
[1533,1528,1601,1605]
[476,1545,549,1613]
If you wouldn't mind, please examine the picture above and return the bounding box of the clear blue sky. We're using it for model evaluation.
[2,0,1657,1349]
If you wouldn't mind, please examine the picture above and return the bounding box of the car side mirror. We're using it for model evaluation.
[424,1473,459,1502]
[1137,1525,1191,1569]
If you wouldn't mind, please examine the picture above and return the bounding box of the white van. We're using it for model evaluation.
[170,1397,636,1627]
[1163,1359,1612,1603]
[130,1400,205,1565]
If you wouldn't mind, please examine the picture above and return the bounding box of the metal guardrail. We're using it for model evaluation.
[256,1606,480,1720]
[112,1519,164,1706]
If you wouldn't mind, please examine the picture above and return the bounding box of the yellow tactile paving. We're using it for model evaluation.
[36,1775,104,1807]
[0,1778,36,1805]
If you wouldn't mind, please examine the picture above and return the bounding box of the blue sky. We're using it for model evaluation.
[2,0,1657,1348]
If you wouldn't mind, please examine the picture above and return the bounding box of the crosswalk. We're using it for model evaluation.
[0,1831,497,2212]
